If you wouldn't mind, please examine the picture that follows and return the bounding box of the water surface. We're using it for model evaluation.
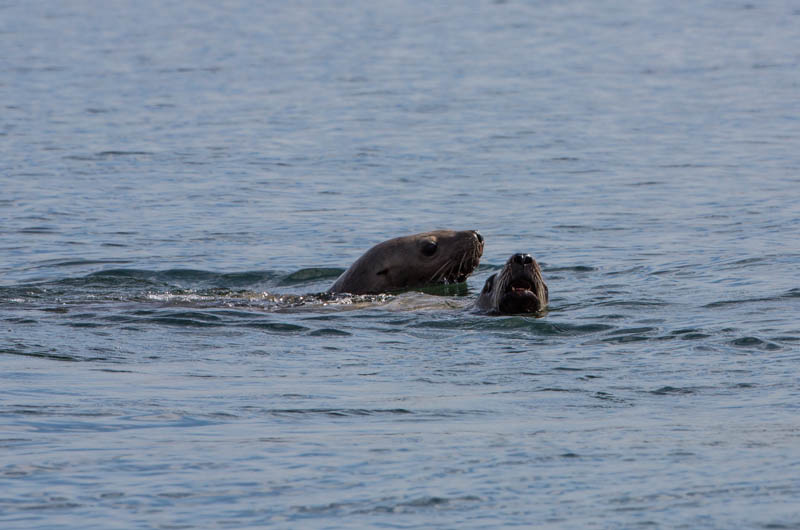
[2,1,800,528]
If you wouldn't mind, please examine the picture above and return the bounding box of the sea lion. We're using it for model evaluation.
[475,253,548,314]
[329,230,484,294]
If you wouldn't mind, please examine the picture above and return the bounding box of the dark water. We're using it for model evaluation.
[3,1,800,528]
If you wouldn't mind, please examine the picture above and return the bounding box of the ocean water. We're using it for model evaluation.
[2,1,800,528]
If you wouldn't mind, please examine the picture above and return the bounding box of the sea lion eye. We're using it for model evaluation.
[421,240,438,257]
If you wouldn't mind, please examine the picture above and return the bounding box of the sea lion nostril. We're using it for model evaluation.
[512,253,524,265]
[474,231,484,244]
[523,255,533,265]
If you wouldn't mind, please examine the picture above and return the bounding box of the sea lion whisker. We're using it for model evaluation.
[450,256,463,282]
[459,253,469,280]
[430,260,451,284]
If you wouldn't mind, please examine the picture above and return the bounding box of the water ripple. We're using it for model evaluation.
[729,337,782,351]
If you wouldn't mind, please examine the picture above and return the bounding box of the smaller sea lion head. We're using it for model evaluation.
[479,253,548,314]
[329,230,484,294]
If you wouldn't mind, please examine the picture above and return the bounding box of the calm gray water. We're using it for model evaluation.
[2,1,800,528]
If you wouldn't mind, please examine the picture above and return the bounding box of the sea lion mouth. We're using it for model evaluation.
[510,279,534,293]
[497,269,543,314]
[498,278,540,314]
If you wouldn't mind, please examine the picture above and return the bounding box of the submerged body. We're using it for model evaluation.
[476,253,548,315]
[329,230,484,294]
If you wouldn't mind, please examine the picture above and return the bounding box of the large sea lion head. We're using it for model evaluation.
[329,230,484,294]
[478,253,548,314]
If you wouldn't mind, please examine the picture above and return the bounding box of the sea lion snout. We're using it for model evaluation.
[511,253,532,265]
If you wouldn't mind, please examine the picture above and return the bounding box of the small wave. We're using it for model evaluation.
[95,150,153,157]
[147,314,223,328]
[601,334,653,344]
[279,267,344,285]
[546,265,597,273]
[670,328,711,340]
[100,309,314,333]
[670,287,795,310]
[64,322,105,328]
[413,318,613,336]
[4,317,37,324]
[296,494,481,516]
[704,295,781,308]
[771,335,800,344]
[592,391,630,405]
[605,326,658,336]
[259,408,413,418]
[600,326,658,343]
[650,386,697,395]
[33,259,133,270]
[242,322,309,333]
[678,332,711,340]
[0,347,80,363]
[308,328,351,336]
[729,337,781,351]
[593,299,668,308]
[90,268,249,283]
[147,311,222,322]
[17,226,59,234]
[725,257,767,267]
[553,224,627,232]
